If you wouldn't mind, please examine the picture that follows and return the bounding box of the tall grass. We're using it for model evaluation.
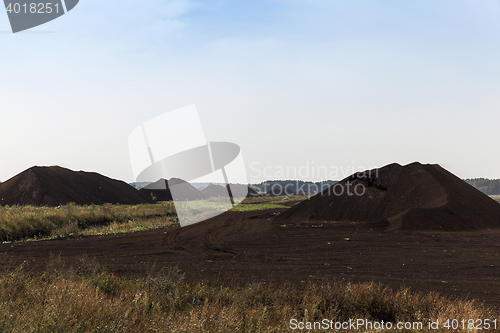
[0,203,177,243]
[0,257,495,332]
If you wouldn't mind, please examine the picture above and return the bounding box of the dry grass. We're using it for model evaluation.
[0,203,178,243]
[0,257,496,332]
[1,199,498,332]
[0,197,308,243]
[1,194,498,244]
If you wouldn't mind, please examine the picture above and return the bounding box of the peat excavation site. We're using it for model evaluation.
[0,162,500,311]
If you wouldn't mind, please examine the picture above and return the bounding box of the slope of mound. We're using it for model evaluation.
[202,184,229,197]
[278,162,500,231]
[242,185,260,197]
[140,178,207,202]
[200,183,260,201]
[0,166,152,206]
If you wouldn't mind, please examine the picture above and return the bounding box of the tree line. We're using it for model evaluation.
[465,178,500,195]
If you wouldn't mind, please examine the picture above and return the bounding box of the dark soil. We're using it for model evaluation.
[1,208,500,308]
[1,162,500,309]
[0,166,152,206]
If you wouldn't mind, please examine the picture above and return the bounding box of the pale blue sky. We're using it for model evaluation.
[1,0,500,182]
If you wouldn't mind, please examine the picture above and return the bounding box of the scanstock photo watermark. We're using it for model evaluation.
[249,161,380,181]
[289,318,498,331]
[3,0,79,33]
[128,105,248,227]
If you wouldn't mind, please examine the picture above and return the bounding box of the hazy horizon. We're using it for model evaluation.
[1,161,499,185]
[2,0,500,183]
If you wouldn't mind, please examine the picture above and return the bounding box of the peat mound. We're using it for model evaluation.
[0,166,152,206]
[278,162,500,231]
[140,178,207,202]
[201,184,229,197]
[227,184,260,198]
[194,183,259,200]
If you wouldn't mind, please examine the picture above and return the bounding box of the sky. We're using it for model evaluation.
[1,0,500,183]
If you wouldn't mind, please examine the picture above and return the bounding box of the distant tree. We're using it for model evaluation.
[465,178,500,195]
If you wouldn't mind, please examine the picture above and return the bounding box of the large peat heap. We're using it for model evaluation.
[0,166,152,206]
[278,162,500,231]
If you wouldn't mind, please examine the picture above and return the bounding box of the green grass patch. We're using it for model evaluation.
[0,203,178,243]
[231,203,289,211]
[241,195,309,205]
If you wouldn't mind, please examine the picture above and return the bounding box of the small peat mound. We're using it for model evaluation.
[202,184,229,197]
[0,166,152,206]
[227,184,260,198]
[140,178,207,202]
[198,183,259,199]
[277,162,500,231]
[243,185,260,197]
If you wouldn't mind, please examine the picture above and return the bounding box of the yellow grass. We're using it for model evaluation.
[0,257,496,332]
[0,196,308,243]
[0,203,178,243]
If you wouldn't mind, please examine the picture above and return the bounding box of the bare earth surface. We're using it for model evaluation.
[1,206,500,309]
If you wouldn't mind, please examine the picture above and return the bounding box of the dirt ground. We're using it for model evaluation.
[1,207,500,309]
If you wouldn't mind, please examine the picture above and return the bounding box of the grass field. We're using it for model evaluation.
[0,257,496,333]
[231,195,306,211]
[2,194,499,243]
[490,195,500,203]
[0,196,307,243]
[0,202,178,243]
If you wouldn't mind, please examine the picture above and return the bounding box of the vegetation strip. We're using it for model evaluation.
[0,196,307,243]
[1,257,496,332]
[0,203,178,243]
